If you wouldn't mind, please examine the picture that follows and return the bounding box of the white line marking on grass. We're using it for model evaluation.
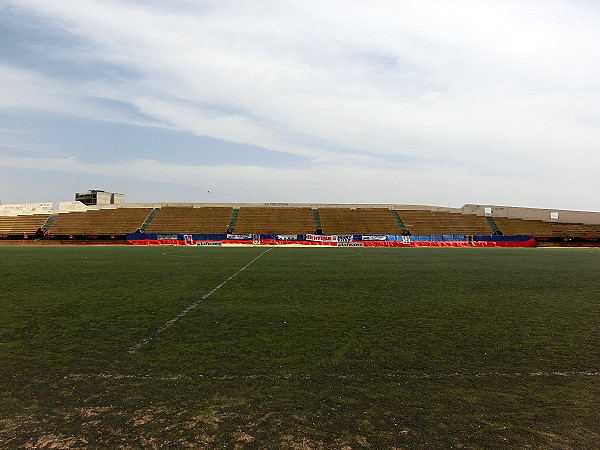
[67,370,600,381]
[120,247,273,359]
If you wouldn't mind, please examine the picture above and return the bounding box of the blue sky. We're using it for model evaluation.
[1,0,599,210]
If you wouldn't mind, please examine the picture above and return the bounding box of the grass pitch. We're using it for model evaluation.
[1,246,599,448]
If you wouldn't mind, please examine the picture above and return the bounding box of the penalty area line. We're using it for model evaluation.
[114,247,274,364]
[66,370,600,381]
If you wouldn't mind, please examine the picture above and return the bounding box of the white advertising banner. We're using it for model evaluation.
[306,234,353,243]
[277,234,298,240]
[362,235,387,241]
[306,234,338,242]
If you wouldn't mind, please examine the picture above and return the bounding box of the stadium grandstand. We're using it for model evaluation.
[145,206,233,234]
[1,196,600,246]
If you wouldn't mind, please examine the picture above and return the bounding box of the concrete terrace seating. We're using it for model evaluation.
[319,208,400,235]
[234,207,315,234]
[397,210,493,235]
[493,217,554,238]
[47,208,153,235]
[494,217,600,239]
[0,214,50,234]
[146,207,233,233]
[550,222,600,238]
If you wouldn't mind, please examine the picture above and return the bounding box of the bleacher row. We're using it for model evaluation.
[2,206,600,240]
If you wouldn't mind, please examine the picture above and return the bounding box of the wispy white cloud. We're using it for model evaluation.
[1,154,598,211]
[1,0,600,208]
[0,64,162,129]
[0,65,84,114]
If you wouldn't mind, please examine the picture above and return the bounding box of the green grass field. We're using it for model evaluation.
[1,246,599,448]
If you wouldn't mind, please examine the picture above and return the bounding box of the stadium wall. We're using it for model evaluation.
[463,204,600,225]
[126,233,536,248]
[0,202,88,216]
